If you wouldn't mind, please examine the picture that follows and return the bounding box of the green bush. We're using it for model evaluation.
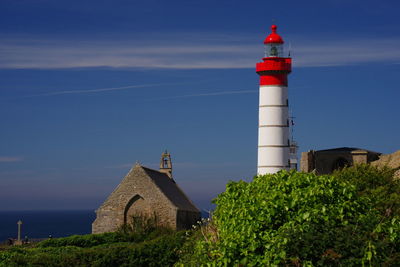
[192,169,400,266]
[0,231,186,267]
[334,164,400,216]
[1,214,185,267]
[39,214,174,249]
[175,228,209,266]
[119,213,174,242]
[38,232,131,248]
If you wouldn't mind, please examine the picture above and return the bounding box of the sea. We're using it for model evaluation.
[0,210,209,242]
[0,210,96,242]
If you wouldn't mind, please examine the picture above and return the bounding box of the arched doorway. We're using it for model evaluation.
[124,194,145,224]
[331,157,349,172]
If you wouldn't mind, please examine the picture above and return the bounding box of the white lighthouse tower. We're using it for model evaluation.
[256,25,292,174]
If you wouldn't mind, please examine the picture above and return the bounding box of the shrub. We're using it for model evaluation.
[175,227,211,266]
[119,213,174,241]
[0,232,186,267]
[193,169,400,266]
[38,232,132,248]
[1,213,186,266]
[38,214,173,249]
[334,164,400,216]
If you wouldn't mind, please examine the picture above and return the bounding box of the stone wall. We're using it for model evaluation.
[371,150,400,179]
[300,148,381,175]
[351,150,368,165]
[92,166,180,233]
[314,151,353,174]
[300,151,315,173]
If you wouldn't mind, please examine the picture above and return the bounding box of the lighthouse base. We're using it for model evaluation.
[258,166,289,175]
[257,146,290,174]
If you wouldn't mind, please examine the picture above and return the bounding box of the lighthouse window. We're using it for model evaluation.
[270,46,278,56]
[265,43,283,57]
[286,99,289,106]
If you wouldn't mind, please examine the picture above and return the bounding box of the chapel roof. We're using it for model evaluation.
[138,165,199,212]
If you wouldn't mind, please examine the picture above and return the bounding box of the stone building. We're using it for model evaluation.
[92,152,200,234]
[300,147,381,174]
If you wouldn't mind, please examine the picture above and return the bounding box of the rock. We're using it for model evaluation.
[371,150,400,179]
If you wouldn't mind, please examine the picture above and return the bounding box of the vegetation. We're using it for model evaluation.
[38,215,172,249]
[181,165,400,266]
[0,215,186,267]
[1,165,399,266]
[0,232,186,267]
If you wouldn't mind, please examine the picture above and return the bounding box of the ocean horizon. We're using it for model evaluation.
[0,209,210,242]
[0,210,96,242]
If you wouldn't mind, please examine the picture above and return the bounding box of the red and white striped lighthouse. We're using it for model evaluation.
[256,25,292,174]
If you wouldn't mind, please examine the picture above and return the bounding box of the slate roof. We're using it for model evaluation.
[140,165,199,212]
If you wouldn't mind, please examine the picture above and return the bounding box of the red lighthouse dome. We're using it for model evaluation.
[256,24,291,85]
[264,25,284,44]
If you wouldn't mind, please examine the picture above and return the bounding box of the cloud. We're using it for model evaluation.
[0,156,23,163]
[291,39,400,67]
[0,33,258,70]
[1,33,400,69]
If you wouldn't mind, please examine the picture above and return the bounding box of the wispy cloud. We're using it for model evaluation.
[0,33,258,70]
[0,156,24,163]
[291,39,400,67]
[1,33,400,69]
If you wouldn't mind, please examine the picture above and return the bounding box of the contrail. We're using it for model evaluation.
[24,82,181,97]
[147,90,258,101]
[0,156,23,163]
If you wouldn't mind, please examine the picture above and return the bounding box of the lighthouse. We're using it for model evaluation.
[256,25,292,174]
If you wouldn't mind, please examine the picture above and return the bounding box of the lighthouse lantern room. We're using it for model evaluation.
[256,25,292,175]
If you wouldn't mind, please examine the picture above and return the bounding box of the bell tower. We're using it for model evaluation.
[159,150,172,178]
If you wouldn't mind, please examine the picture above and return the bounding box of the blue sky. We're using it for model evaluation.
[1,0,400,211]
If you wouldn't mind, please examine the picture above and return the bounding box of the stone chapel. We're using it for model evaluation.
[92,151,200,233]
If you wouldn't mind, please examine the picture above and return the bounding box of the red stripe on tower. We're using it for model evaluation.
[259,74,288,86]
